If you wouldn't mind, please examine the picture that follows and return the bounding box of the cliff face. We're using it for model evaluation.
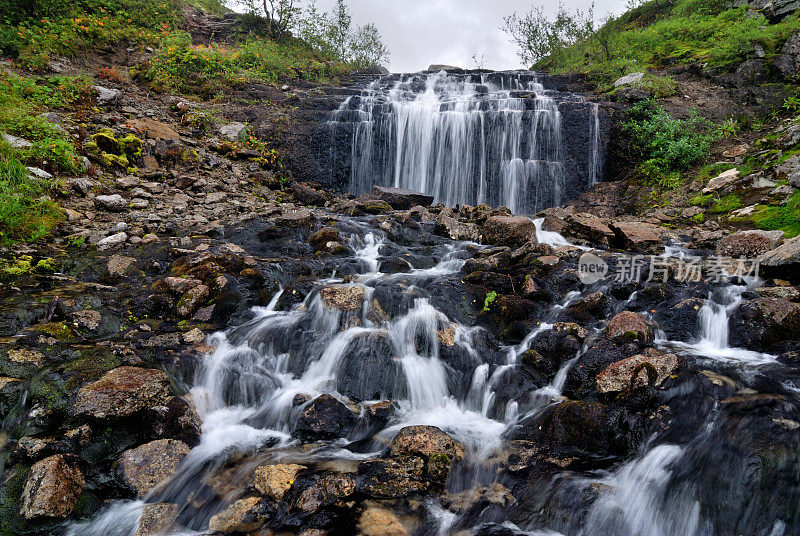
[251,71,614,214]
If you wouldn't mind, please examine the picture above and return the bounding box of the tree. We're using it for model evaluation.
[349,23,389,68]
[240,0,299,39]
[502,2,595,66]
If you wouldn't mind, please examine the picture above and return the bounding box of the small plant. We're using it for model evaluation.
[783,95,800,115]
[709,194,742,214]
[482,291,498,312]
[719,118,740,138]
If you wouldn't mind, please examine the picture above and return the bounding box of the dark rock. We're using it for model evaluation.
[357,456,427,498]
[208,497,268,533]
[760,236,800,281]
[654,298,705,342]
[729,298,800,350]
[294,394,358,439]
[482,216,537,247]
[372,186,434,209]
[295,472,356,512]
[595,348,679,393]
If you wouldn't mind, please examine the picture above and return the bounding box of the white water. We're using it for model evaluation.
[332,71,602,214]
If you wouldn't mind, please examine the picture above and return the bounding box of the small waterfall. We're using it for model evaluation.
[330,71,603,214]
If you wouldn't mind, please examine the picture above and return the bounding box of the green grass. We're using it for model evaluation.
[537,0,800,84]
[750,192,800,238]
[709,194,742,213]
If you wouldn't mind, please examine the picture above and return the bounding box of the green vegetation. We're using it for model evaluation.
[624,100,721,187]
[709,194,742,214]
[749,191,800,238]
[505,0,800,84]
[482,291,498,312]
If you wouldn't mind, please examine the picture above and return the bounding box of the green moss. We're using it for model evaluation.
[710,194,743,214]
[750,191,800,238]
[33,322,77,342]
[690,193,714,207]
[690,213,706,224]
[117,134,143,160]
[482,291,498,312]
[61,348,122,390]
[0,464,28,534]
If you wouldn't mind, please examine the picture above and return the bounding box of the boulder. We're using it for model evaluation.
[435,213,479,241]
[595,349,680,393]
[357,456,427,498]
[294,394,358,439]
[117,439,190,496]
[108,254,136,277]
[218,122,248,141]
[441,483,516,512]
[605,311,651,344]
[93,85,122,105]
[562,213,615,247]
[703,168,739,193]
[760,236,800,281]
[373,186,434,209]
[295,472,356,512]
[134,503,178,536]
[319,284,365,312]
[654,297,705,342]
[729,297,800,350]
[176,284,210,317]
[19,455,85,519]
[27,166,52,179]
[275,208,315,227]
[610,221,663,254]
[129,118,180,141]
[389,425,460,460]
[72,366,171,419]
[358,507,409,536]
[2,132,32,149]
[97,232,128,249]
[208,497,267,533]
[94,194,128,212]
[482,216,537,247]
[252,463,306,501]
[716,230,785,258]
[774,154,800,188]
[613,72,645,87]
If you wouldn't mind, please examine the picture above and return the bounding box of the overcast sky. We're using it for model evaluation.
[313,0,629,73]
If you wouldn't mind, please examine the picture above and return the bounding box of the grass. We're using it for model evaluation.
[750,192,800,238]
[537,0,800,84]
[709,194,742,214]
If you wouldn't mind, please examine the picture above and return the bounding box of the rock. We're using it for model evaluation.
[613,72,645,87]
[756,285,800,301]
[2,132,32,149]
[389,425,460,460]
[72,366,171,419]
[654,297,705,342]
[729,297,800,350]
[218,122,248,141]
[319,284,365,312]
[358,507,409,536]
[162,276,202,293]
[94,194,128,212]
[117,439,190,496]
[19,455,85,519]
[703,168,739,193]
[129,118,180,141]
[482,216,537,247]
[372,186,434,209]
[208,497,267,533]
[562,212,615,247]
[108,255,136,277]
[357,456,427,498]
[606,311,651,343]
[435,214,479,241]
[428,64,461,71]
[183,328,205,345]
[309,227,340,252]
[774,155,800,187]
[760,236,800,281]
[610,221,663,254]
[595,349,679,393]
[97,232,128,249]
[294,394,358,439]
[134,503,178,536]
[441,483,516,512]
[253,463,306,500]
[8,348,46,367]
[27,166,52,179]
[295,472,356,512]
[150,396,202,446]
[93,85,122,105]
[723,144,750,158]
[515,400,615,455]
[275,208,315,227]
[70,309,102,331]
[716,230,784,258]
[0,376,23,410]
[177,284,209,317]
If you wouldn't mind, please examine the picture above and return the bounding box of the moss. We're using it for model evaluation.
[117,133,143,160]
[710,194,743,214]
[0,464,28,534]
[0,255,34,275]
[749,191,800,238]
[690,213,706,224]
[61,348,122,390]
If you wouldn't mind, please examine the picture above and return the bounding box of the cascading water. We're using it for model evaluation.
[329,71,604,214]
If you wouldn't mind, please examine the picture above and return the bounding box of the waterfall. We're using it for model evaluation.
[330,71,603,214]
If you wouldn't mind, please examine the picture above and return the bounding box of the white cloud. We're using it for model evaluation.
[313,0,628,72]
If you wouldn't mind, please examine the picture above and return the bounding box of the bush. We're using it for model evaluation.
[624,100,721,184]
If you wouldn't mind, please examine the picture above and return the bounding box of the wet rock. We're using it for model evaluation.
[0,376,23,414]
[358,507,409,536]
[117,439,191,496]
[177,284,210,317]
[760,236,800,281]
[729,297,800,350]
[373,186,434,209]
[435,213,479,241]
[293,182,329,206]
[482,216,537,247]
[653,298,704,342]
[756,285,800,301]
[441,483,515,512]
[610,222,663,254]
[564,291,608,323]
[150,396,202,446]
[134,503,178,536]
[72,366,171,419]
[253,463,306,500]
[294,394,358,439]
[561,212,615,247]
[161,276,202,293]
[595,349,679,393]
[716,230,784,258]
[108,254,136,277]
[70,309,102,331]
[357,456,426,498]
[275,208,316,227]
[309,227,340,252]
[605,311,651,344]
[208,496,267,533]
[19,454,85,519]
[295,472,356,512]
[514,400,616,456]
[389,425,462,484]
[319,284,365,312]
[336,331,402,402]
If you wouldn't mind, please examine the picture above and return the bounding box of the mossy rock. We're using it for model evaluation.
[117,134,143,160]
